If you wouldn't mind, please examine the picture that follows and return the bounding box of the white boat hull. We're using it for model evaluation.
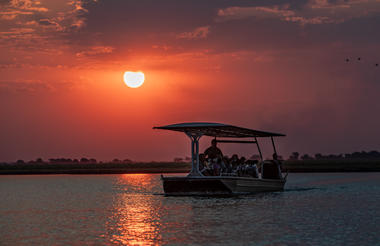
[162,176,286,196]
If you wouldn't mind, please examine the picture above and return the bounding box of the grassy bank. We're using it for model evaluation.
[1,159,380,175]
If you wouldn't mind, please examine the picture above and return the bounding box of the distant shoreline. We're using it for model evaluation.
[284,159,380,172]
[0,168,188,175]
[1,159,379,175]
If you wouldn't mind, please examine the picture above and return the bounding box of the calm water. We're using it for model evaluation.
[1,173,379,246]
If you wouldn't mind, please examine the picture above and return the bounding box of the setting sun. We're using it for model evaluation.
[123,71,145,88]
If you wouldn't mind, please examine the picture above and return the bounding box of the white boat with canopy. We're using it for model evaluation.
[154,122,287,195]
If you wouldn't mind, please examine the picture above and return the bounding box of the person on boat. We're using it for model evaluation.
[246,160,259,178]
[212,158,221,176]
[204,139,223,160]
[223,155,232,173]
[272,153,283,178]
[199,154,206,172]
[272,153,282,169]
[230,154,239,170]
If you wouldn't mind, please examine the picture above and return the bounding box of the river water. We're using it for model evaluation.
[1,173,379,245]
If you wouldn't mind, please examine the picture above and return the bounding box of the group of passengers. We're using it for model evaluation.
[199,139,261,177]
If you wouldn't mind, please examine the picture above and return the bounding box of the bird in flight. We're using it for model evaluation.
[345,57,378,68]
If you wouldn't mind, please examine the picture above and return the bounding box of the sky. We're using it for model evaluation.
[1,0,380,162]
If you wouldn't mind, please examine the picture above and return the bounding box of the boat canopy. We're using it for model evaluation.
[153,122,285,138]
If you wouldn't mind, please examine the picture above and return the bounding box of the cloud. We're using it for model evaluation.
[216,5,336,25]
[217,0,380,25]
[0,76,84,95]
[0,10,33,20]
[0,80,65,93]
[0,27,34,35]
[75,46,114,57]
[9,0,48,12]
[217,6,293,21]
[0,0,47,20]
[0,0,99,54]
[176,26,210,40]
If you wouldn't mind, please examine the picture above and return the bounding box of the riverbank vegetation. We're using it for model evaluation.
[1,150,380,174]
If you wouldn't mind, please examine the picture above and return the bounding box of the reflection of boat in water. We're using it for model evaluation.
[154,122,287,196]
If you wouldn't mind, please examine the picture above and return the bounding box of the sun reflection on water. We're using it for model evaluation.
[107,174,162,245]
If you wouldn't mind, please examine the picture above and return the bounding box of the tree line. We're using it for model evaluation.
[288,150,380,161]
[1,158,133,165]
[2,150,380,165]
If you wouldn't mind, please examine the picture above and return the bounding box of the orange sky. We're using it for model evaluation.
[1,0,380,162]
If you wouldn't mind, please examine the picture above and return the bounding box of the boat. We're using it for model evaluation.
[153,122,287,196]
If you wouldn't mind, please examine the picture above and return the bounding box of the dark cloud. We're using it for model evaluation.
[0,0,10,5]
[53,0,378,57]
[38,19,56,26]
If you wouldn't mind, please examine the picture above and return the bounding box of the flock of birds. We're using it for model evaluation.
[345,57,379,67]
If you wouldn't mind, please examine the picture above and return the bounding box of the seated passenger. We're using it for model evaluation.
[223,156,232,173]
[199,154,206,171]
[246,160,259,178]
[210,157,221,176]
[272,153,283,172]
[230,154,239,170]
[199,154,212,176]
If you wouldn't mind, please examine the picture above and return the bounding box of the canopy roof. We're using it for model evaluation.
[153,122,285,138]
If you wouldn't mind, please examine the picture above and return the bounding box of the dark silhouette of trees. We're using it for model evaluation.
[300,154,313,160]
[289,150,380,161]
[345,151,380,159]
[289,152,299,160]
[315,153,322,159]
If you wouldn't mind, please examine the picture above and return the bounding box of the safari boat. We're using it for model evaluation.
[154,122,287,196]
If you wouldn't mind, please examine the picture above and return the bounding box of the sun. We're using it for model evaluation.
[123,71,145,88]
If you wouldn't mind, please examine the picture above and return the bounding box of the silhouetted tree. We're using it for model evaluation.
[80,158,89,163]
[16,160,25,164]
[289,152,299,160]
[368,151,380,158]
[315,153,323,160]
[301,154,313,160]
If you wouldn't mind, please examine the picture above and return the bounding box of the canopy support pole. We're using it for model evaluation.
[186,132,203,176]
[255,137,263,161]
[271,136,277,155]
